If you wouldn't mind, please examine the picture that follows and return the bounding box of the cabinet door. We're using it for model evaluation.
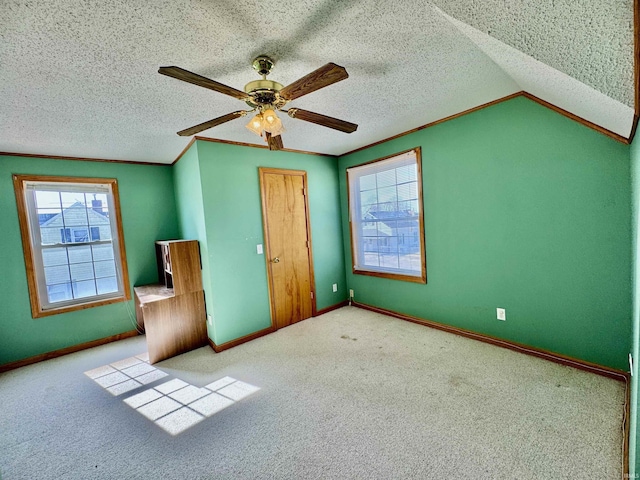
[171,291,207,350]
[170,241,202,295]
[143,299,174,364]
[144,291,207,364]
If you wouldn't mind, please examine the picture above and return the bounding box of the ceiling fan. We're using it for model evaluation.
[158,56,358,151]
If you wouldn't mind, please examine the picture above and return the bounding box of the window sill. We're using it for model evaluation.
[352,268,426,284]
[31,292,131,319]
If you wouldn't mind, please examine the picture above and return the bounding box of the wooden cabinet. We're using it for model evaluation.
[134,240,208,364]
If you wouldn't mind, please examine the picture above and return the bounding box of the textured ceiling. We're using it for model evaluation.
[0,0,635,164]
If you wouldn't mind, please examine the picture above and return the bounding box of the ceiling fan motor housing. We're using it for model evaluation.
[244,79,287,109]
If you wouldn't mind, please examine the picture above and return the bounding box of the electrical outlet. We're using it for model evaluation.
[207,314,212,326]
[497,308,506,321]
[332,283,338,292]
[349,289,354,298]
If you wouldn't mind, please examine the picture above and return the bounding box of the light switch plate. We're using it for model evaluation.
[257,244,263,254]
[497,308,506,321]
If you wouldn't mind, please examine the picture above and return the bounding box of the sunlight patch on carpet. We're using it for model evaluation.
[85,354,260,436]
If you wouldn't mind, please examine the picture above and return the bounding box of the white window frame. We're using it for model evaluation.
[347,147,426,283]
[13,175,131,318]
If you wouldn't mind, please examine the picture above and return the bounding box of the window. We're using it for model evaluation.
[347,148,426,283]
[13,175,130,317]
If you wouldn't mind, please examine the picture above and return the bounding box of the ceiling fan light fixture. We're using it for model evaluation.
[262,108,285,136]
[263,108,278,125]
[266,119,285,137]
[246,113,264,136]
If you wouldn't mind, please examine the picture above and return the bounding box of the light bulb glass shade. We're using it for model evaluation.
[246,113,264,137]
[266,117,285,137]
[262,109,284,136]
[262,108,278,126]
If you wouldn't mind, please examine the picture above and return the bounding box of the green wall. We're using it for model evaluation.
[339,96,632,371]
[630,133,640,476]
[0,155,179,365]
[173,140,347,345]
[172,142,216,338]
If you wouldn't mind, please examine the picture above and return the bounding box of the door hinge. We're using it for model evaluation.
[303,188,307,197]
[311,291,314,299]
[306,240,309,248]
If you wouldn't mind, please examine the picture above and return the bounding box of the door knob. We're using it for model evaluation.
[272,257,280,263]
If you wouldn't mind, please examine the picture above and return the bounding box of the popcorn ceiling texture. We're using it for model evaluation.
[439,8,636,138]
[0,0,634,163]
[432,0,635,107]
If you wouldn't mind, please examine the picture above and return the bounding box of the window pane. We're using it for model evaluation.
[376,170,396,188]
[379,253,399,269]
[363,251,380,267]
[67,245,92,264]
[398,199,419,214]
[40,227,63,245]
[94,260,116,279]
[359,189,378,208]
[92,243,114,261]
[35,191,61,210]
[397,182,418,202]
[377,185,397,203]
[359,174,376,191]
[90,227,100,241]
[396,165,417,183]
[70,262,95,282]
[60,191,85,209]
[62,206,90,227]
[88,194,109,219]
[378,236,398,254]
[361,221,378,237]
[376,221,394,237]
[384,220,398,236]
[96,277,118,295]
[72,280,97,299]
[37,207,62,227]
[47,283,72,303]
[44,265,70,285]
[361,205,375,221]
[399,252,421,272]
[42,247,68,267]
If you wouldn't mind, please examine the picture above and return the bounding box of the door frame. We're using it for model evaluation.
[258,167,317,329]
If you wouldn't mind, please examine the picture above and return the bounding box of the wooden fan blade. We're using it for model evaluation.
[177,111,246,136]
[159,66,248,100]
[265,132,284,151]
[279,63,348,101]
[287,108,357,133]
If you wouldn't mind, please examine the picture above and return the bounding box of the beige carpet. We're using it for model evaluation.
[0,306,625,479]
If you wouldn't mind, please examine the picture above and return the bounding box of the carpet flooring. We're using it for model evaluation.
[0,306,626,479]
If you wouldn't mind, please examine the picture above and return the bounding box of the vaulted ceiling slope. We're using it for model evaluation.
[0,1,635,164]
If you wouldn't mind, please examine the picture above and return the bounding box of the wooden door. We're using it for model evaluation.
[259,168,315,330]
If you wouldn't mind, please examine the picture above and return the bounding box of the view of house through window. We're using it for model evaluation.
[13,175,130,317]
[347,148,426,283]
